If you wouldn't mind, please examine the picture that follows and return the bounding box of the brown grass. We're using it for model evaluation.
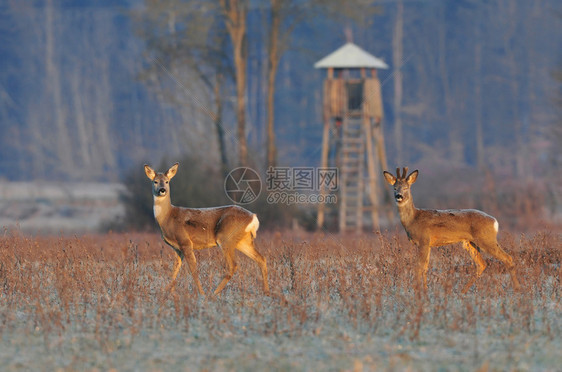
[0,229,560,370]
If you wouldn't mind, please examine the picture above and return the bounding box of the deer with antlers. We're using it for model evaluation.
[144,163,269,296]
[383,167,520,293]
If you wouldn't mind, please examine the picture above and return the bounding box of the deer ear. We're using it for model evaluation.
[144,164,156,180]
[406,170,419,185]
[166,162,179,179]
[383,171,397,185]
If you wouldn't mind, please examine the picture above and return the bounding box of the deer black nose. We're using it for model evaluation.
[395,193,404,202]
[158,188,166,195]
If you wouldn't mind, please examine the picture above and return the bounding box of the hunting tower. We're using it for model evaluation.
[315,43,390,232]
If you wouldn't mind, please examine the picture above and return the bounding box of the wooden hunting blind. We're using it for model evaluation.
[315,43,391,232]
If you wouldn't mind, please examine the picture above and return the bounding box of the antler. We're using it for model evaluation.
[396,167,409,179]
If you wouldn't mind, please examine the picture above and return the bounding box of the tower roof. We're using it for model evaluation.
[314,42,388,70]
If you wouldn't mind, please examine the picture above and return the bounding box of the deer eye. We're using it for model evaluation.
[154,181,158,184]
[165,181,169,184]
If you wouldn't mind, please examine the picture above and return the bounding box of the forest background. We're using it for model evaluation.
[0,0,560,232]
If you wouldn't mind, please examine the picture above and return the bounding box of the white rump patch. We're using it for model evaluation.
[153,205,162,218]
[493,219,499,233]
[245,214,260,236]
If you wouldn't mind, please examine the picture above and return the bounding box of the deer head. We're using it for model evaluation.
[383,167,419,206]
[144,162,179,198]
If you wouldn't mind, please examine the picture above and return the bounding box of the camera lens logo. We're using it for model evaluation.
[224,167,261,204]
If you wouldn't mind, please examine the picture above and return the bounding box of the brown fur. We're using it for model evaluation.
[145,163,269,296]
[383,167,520,293]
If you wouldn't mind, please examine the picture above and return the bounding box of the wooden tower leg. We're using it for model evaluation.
[364,116,380,230]
[317,117,331,229]
[339,116,347,233]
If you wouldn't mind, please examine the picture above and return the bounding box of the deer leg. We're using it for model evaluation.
[461,241,487,294]
[183,245,205,296]
[477,238,521,291]
[236,237,269,295]
[416,243,431,293]
[165,249,184,293]
[171,249,184,281]
[499,248,521,291]
[214,242,238,295]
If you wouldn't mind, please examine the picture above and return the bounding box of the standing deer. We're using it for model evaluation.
[144,163,269,296]
[383,167,520,293]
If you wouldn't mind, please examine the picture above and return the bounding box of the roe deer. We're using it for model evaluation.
[144,163,269,296]
[383,167,520,293]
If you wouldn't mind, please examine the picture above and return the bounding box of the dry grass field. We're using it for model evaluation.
[0,229,560,371]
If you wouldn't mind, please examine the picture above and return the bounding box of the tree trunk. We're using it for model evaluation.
[392,0,404,164]
[503,1,524,178]
[266,0,281,169]
[95,55,116,175]
[438,5,463,164]
[474,39,485,170]
[45,0,74,172]
[214,74,229,177]
[71,66,91,169]
[220,0,248,167]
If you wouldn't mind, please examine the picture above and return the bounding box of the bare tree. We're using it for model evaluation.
[220,0,249,167]
[264,0,301,169]
[392,0,404,164]
[438,5,465,164]
[474,23,484,170]
[133,0,233,174]
[45,0,74,171]
[266,0,282,168]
